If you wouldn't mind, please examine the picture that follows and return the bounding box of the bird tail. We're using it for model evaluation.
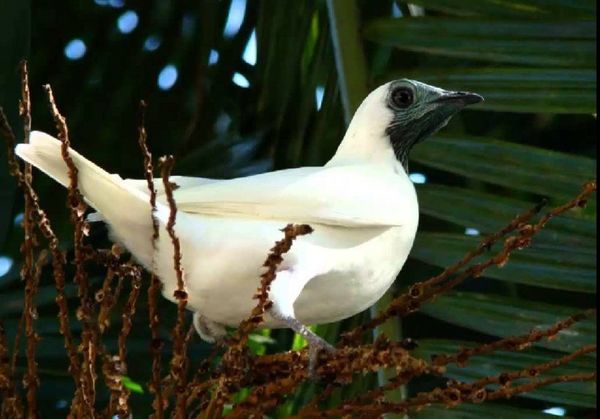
[15,131,158,267]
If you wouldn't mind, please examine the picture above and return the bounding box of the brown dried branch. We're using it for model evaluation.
[43,84,98,414]
[18,61,40,419]
[471,344,595,389]
[0,109,27,390]
[236,224,313,347]
[0,108,23,178]
[334,344,597,417]
[183,345,224,412]
[330,313,597,413]
[0,321,24,419]
[96,246,122,333]
[430,309,596,368]
[227,336,442,417]
[486,372,596,401]
[204,224,313,418]
[137,100,165,418]
[18,61,31,145]
[229,289,596,416]
[311,349,596,418]
[102,354,129,416]
[159,155,189,418]
[110,264,143,416]
[9,315,23,391]
[21,250,46,418]
[310,372,596,417]
[344,181,597,343]
[1,106,82,406]
[137,100,160,242]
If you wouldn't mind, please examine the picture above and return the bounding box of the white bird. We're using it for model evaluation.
[15,79,482,367]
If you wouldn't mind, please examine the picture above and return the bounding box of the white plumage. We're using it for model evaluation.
[15,79,481,354]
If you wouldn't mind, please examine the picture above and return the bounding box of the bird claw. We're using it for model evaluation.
[267,310,335,378]
[306,334,335,379]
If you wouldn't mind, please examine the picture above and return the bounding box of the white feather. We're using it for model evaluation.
[14,81,421,333]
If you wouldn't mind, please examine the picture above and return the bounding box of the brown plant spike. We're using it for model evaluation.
[205,224,313,418]
[0,321,24,419]
[44,83,99,415]
[430,309,596,368]
[1,105,83,411]
[137,100,165,418]
[159,155,190,418]
[18,61,40,419]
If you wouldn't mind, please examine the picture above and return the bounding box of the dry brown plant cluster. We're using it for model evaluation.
[0,62,596,418]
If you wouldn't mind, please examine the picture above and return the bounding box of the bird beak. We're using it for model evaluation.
[433,91,484,107]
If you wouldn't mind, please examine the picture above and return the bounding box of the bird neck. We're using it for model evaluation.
[327,114,402,172]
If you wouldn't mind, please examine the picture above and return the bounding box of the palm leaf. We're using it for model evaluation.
[396,0,596,18]
[363,18,595,67]
[420,292,595,353]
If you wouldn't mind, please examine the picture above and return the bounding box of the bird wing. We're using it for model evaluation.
[170,165,411,227]
[122,175,221,196]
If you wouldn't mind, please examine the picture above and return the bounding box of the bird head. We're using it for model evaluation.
[331,79,483,171]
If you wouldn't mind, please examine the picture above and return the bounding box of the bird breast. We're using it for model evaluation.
[293,222,418,325]
[151,176,419,328]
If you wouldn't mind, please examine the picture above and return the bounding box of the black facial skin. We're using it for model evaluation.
[384,80,483,171]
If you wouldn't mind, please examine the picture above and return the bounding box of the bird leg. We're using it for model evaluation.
[268,268,335,376]
[269,310,334,377]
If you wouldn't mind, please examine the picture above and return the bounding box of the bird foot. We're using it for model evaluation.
[267,310,336,379]
[305,333,335,379]
[271,311,335,380]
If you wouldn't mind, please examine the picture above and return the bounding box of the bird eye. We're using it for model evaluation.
[390,87,414,109]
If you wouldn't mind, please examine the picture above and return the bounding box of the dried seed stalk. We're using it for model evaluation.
[44,84,98,415]
[1,108,82,410]
[430,309,596,368]
[21,251,46,418]
[0,321,24,418]
[159,155,189,418]
[205,224,313,417]
[18,61,41,419]
[136,101,164,418]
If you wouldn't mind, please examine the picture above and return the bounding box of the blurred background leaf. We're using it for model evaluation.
[0,0,595,417]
